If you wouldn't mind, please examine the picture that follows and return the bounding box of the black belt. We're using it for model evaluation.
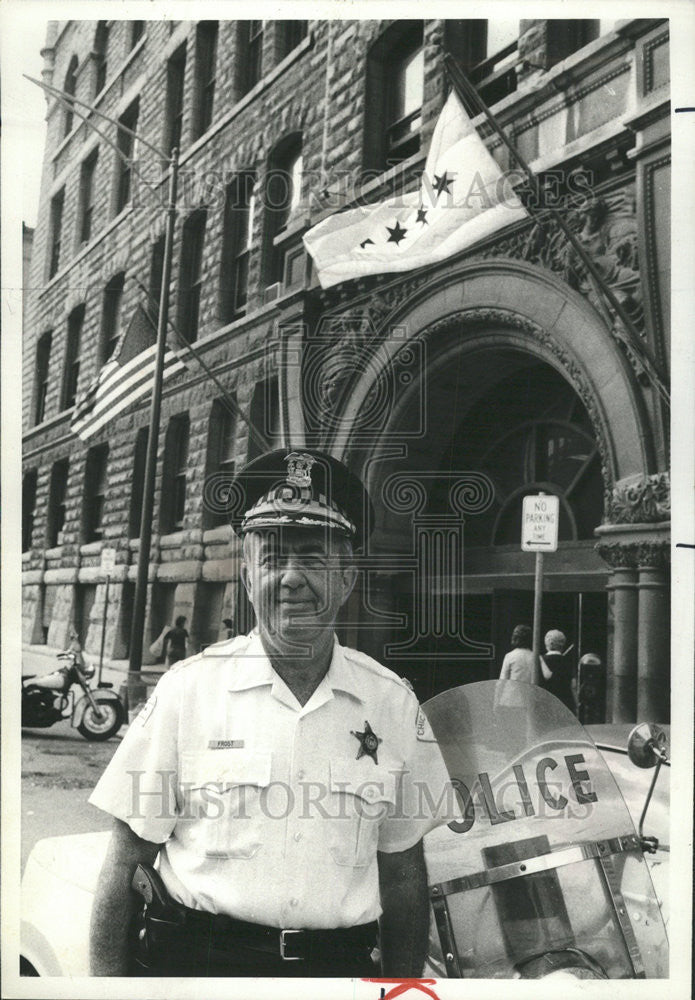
[152,906,378,962]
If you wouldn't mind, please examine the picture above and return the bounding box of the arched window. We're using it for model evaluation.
[62,304,85,410]
[177,209,207,342]
[63,55,78,137]
[35,330,52,425]
[247,376,280,461]
[100,272,125,364]
[47,458,69,548]
[365,22,424,171]
[128,427,149,537]
[429,363,603,547]
[263,133,303,286]
[193,21,218,139]
[22,470,38,552]
[279,21,307,59]
[219,172,255,322]
[83,444,109,542]
[94,21,109,96]
[161,414,190,533]
[204,398,237,529]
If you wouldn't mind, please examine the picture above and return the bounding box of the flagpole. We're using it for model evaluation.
[127,148,180,706]
[442,53,670,407]
[132,278,270,454]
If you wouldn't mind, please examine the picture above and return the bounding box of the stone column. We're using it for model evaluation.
[595,472,670,724]
[636,545,670,721]
[604,561,639,722]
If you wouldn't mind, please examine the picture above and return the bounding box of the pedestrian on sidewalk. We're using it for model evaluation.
[499,624,535,683]
[162,616,188,668]
[540,629,575,713]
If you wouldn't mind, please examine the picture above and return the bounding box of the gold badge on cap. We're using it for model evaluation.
[285,452,316,488]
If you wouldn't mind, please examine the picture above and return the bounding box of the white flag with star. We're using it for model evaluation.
[303,92,528,289]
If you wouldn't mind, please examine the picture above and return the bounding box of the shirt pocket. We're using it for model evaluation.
[327,757,400,868]
[179,749,273,859]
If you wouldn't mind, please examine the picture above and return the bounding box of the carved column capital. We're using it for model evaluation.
[607,472,670,525]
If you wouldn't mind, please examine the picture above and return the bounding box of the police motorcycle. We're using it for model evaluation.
[421,680,668,979]
[22,649,124,741]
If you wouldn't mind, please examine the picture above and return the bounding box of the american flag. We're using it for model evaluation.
[71,304,185,441]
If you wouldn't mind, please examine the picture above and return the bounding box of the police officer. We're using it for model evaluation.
[89,449,451,977]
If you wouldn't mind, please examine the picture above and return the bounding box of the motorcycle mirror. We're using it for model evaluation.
[627,722,669,769]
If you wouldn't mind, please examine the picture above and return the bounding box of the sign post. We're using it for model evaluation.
[521,493,560,683]
[99,548,117,686]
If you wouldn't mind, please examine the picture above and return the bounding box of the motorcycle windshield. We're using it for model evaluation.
[422,681,668,980]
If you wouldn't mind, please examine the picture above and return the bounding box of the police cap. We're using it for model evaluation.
[230,449,373,547]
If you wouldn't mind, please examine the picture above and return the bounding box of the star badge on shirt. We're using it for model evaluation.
[351,720,382,764]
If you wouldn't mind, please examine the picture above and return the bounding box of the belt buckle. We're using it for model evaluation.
[279,928,303,961]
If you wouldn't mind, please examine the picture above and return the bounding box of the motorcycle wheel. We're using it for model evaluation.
[78,696,124,741]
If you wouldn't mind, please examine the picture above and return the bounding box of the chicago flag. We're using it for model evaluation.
[303,92,528,289]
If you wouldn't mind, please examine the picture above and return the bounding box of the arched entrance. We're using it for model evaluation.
[353,343,609,703]
[315,260,662,713]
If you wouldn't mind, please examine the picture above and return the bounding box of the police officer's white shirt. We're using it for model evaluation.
[89,632,453,929]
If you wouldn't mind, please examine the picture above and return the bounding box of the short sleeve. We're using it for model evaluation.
[377,689,458,854]
[88,669,182,843]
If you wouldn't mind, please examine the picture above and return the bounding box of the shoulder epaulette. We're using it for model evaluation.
[342,646,415,693]
[200,633,252,658]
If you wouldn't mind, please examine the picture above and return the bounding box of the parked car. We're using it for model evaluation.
[19,715,669,977]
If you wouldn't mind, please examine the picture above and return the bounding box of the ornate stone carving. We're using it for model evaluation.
[595,541,638,569]
[633,541,670,570]
[595,539,670,570]
[315,181,646,379]
[607,472,670,525]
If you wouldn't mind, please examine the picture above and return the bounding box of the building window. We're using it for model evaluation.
[264,134,302,285]
[365,22,424,171]
[166,44,187,155]
[48,188,64,279]
[193,21,218,139]
[78,148,98,244]
[63,55,78,136]
[240,21,263,94]
[131,21,145,48]
[35,330,52,425]
[469,21,519,104]
[247,376,280,461]
[62,304,84,410]
[177,209,206,342]
[94,21,109,96]
[115,99,139,215]
[162,415,190,533]
[148,235,165,327]
[204,398,237,528]
[219,172,255,322]
[101,272,125,364]
[22,470,38,553]
[128,428,149,537]
[47,458,69,548]
[279,21,308,59]
[83,444,109,543]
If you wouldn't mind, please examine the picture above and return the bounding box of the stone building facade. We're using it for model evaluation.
[22,18,671,721]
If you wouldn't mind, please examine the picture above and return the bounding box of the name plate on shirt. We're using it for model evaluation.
[208,739,245,749]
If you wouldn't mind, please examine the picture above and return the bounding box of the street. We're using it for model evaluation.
[21,718,124,871]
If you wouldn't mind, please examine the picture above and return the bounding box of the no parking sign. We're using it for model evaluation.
[521,494,559,552]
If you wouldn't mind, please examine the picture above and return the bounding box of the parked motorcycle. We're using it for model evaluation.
[22,650,124,742]
[422,680,668,979]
